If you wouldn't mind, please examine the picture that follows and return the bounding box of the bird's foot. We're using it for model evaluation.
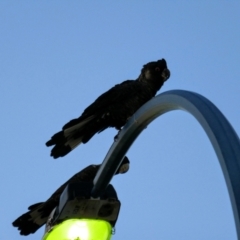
[114,129,122,141]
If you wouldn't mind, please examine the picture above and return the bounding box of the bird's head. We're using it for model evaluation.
[139,59,170,88]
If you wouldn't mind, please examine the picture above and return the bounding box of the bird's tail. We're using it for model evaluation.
[12,202,45,235]
[46,115,100,159]
[12,198,58,236]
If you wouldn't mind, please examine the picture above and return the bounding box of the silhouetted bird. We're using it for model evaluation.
[12,156,130,236]
[46,59,170,158]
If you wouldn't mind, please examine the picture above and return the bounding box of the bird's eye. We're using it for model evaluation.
[155,67,160,71]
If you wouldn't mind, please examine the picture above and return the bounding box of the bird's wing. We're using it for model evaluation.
[49,156,130,200]
[81,80,143,117]
[62,80,138,129]
[48,165,99,199]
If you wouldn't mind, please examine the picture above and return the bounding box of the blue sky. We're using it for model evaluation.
[1,1,240,239]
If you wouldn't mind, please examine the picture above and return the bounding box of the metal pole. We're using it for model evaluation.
[91,89,240,239]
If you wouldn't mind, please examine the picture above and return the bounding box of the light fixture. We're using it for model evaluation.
[42,182,120,240]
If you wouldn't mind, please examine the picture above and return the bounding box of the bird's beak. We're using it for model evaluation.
[118,163,130,174]
[161,68,170,81]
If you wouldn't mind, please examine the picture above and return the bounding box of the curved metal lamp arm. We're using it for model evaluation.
[92,89,240,238]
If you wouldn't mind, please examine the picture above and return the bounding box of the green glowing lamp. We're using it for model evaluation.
[43,218,112,240]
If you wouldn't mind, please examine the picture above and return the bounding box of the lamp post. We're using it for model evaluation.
[42,89,240,239]
[92,90,240,239]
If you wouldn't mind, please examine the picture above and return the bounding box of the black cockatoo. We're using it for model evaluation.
[12,156,130,235]
[46,59,170,158]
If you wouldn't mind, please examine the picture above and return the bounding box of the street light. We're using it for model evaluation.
[92,90,240,238]
[42,89,240,239]
[42,182,120,240]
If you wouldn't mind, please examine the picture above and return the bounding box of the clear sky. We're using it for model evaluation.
[1,1,240,239]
